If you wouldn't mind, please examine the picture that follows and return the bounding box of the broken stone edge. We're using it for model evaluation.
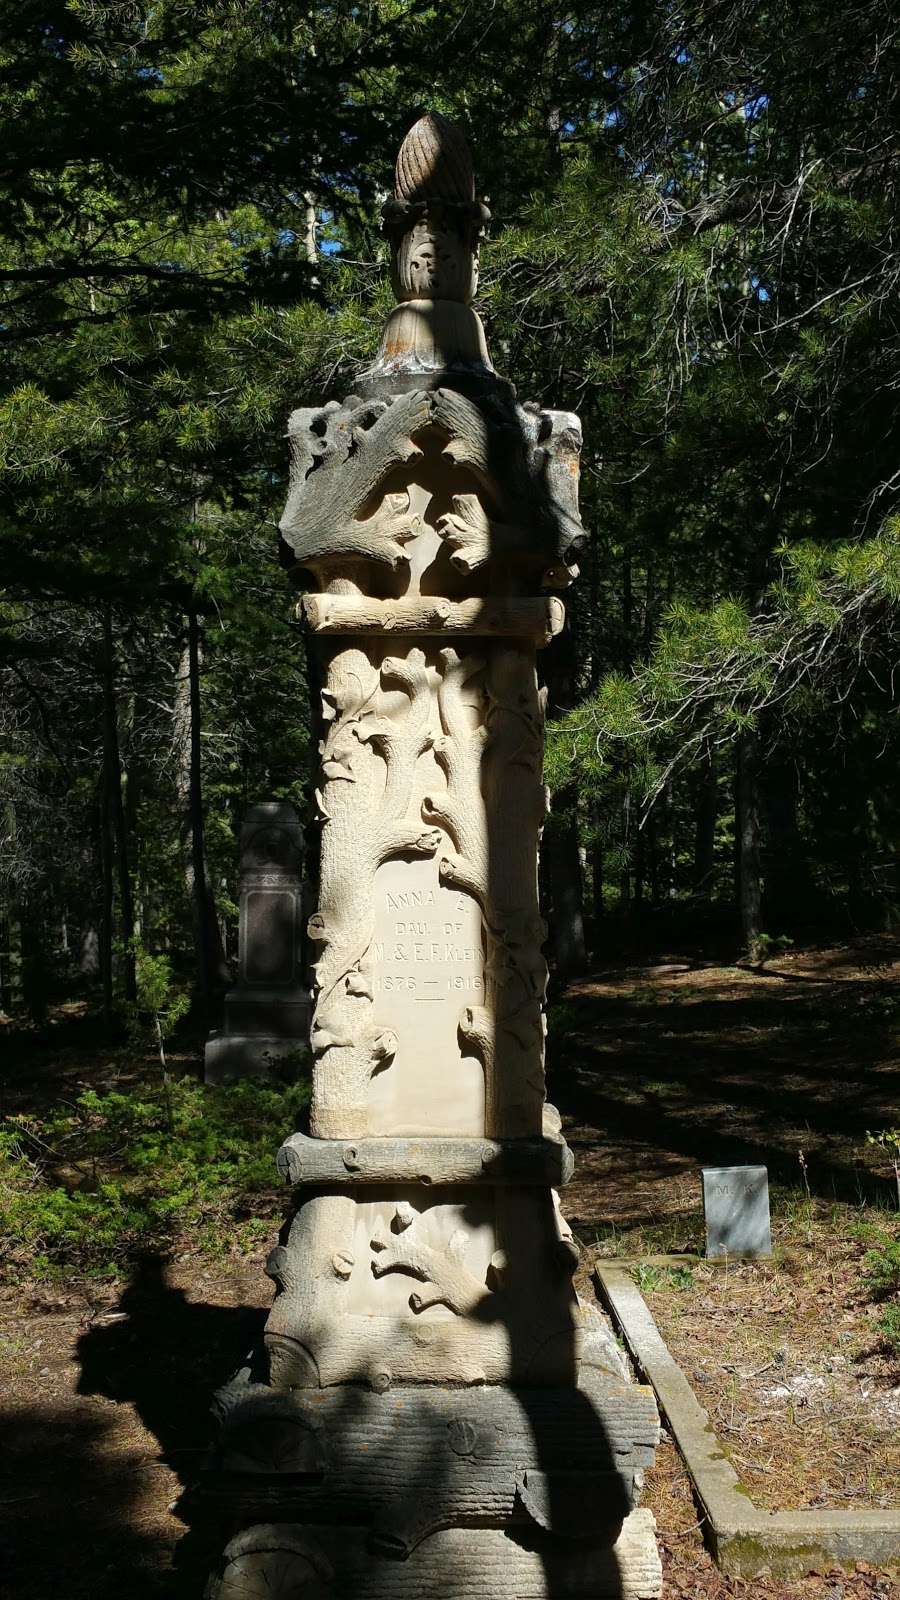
[594,1261,900,1580]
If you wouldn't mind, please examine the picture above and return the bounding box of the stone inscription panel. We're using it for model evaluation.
[367,854,486,1135]
[243,889,296,985]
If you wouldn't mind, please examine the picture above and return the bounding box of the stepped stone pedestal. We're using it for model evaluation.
[204,802,310,1083]
[202,113,661,1598]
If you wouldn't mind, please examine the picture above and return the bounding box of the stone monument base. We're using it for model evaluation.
[201,1349,662,1597]
[207,1516,662,1599]
[197,112,661,1599]
[204,1029,310,1085]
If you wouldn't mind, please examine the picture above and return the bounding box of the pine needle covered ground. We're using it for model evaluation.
[1,937,898,1597]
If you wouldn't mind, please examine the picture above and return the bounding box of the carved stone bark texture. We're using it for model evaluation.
[263,1186,581,1388]
[208,1367,659,1546]
[301,621,555,1147]
[274,1127,574,1186]
[279,387,583,591]
[302,593,565,643]
[207,1515,663,1600]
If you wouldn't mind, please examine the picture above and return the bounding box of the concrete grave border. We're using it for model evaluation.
[595,1260,900,1580]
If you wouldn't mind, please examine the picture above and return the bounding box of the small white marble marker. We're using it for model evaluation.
[702,1164,772,1259]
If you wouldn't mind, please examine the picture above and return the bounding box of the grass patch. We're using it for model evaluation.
[0,1074,309,1280]
[876,1301,900,1355]
[627,1195,900,1511]
[862,1227,900,1298]
[633,1262,696,1293]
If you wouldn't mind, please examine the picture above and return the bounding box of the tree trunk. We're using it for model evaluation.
[590,801,604,954]
[540,600,587,981]
[622,556,633,642]
[101,607,137,1002]
[124,752,141,945]
[98,771,114,1022]
[662,778,677,900]
[586,523,600,691]
[173,606,230,1014]
[736,730,764,960]
[19,899,49,1025]
[647,801,661,905]
[620,791,632,912]
[693,754,717,897]
[642,558,656,653]
[542,790,587,982]
[0,905,13,1014]
[762,751,812,926]
[633,825,645,914]
[303,192,318,266]
[79,925,100,978]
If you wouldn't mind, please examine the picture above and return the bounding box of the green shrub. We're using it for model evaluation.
[866,1127,900,1212]
[862,1229,900,1298]
[0,1075,310,1280]
[875,1302,900,1355]
[859,1223,900,1364]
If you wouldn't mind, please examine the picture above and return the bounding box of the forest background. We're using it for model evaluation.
[3,0,900,1029]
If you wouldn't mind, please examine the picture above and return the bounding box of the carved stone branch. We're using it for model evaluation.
[367,650,434,827]
[281,383,584,592]
[370,1206,490,1315]
[425,649,488,882]
[430,387,586,584]
[264,1188,582,1389]
[275,1129,575,1187]
[302,594,565,644]
[308,645,442,1135]
[519,403,586,585]
[458,1002,494,1077]
[435,492,526,574]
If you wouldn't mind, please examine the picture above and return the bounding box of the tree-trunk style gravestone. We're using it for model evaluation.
[202,114,662,1599]
[204,803,310,1082]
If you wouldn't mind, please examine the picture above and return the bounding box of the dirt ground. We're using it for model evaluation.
[1,936,899,1598]
[558,936,900,1597]
[641,1242,900,1515]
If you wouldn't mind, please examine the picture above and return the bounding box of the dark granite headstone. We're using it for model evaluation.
[204,802,310,1083]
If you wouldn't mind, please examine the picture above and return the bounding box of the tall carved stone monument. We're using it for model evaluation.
[203,114,661,1599]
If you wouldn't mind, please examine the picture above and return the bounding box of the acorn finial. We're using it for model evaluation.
[362,111,496,391]
[394,113,475,203]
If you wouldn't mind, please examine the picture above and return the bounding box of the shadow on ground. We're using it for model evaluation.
[0,1255,264,1599]
[2,940,897,1595]
[548,942,900,1237]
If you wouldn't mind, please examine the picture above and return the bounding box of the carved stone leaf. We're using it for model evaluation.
[280,385,584,587]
